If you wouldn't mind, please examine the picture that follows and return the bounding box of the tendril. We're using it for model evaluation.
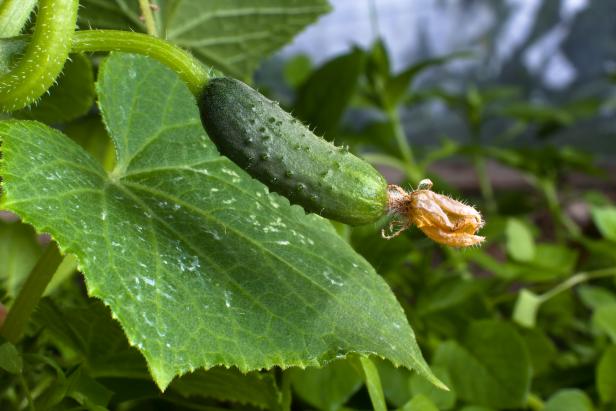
[0,0,79,112]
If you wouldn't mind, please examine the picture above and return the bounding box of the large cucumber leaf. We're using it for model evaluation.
[0,53,439,390]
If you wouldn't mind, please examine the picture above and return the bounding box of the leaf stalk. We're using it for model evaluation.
[138,0,158,37]
[0,243,62,343]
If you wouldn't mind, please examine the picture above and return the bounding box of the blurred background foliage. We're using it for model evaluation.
[1,0,616,410]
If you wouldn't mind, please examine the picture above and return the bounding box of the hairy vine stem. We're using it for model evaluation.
[0,0,78,112]
[0,0,37,38]
[0,29,212,103]
[0,0,211,112]
[72,30,211,96]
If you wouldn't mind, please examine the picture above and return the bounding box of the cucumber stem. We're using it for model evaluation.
[72,30,211,96]
[386,107,422,184]
[0,243,63,343]
[138,0,158,37]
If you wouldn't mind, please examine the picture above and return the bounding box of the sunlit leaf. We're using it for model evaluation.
[591,205,616,242]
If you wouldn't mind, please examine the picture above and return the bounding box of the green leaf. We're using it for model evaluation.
[78,0,141,31]
[164,0,331,78]
[33,299,149,379]
[64,367,114,411]
[520,329,556,376]
[597,345,616,403]
[80,0,331,79]
[433,320,531,409]
[0,218,42,297]
[0,53,438,390]
[416,278,479,316]
[506,243,579,282]
[505,218,535,262]
[283,54,312,88]
[172,368,283,410]
[578,285,616,310]
[525,244,578,280]
[544,389,594,411]
[288,359,362,411]
[293,49,364,136]
[376,358,413,408]
[384,52,470,109]
[513,289,543,328]
[591,205,616,242]
[0,340,22,374]
[410,366,456,410]
[15,54,95,124]
[593,303,616,342]
[399,394,439,411]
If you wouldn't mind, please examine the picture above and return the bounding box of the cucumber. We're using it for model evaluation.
[199,77,388,226]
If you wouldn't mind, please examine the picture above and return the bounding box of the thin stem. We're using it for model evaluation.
[386,107,422,183]
[469,120,496,212]
[138,0,158,37]
[473,154,496,213]
[526,393,544,411]
[71,30,210,96]
[358,357,387,411]
[538,178,581,239]
[0,243,62,343]
[19,375,36,411]
[539,267,616,303]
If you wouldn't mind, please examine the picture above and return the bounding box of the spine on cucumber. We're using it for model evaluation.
[199,77,388,226]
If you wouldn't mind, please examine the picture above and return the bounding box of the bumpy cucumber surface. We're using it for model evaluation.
[199,77,388,226]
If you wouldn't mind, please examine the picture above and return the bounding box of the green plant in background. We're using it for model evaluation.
[0,1,616,411]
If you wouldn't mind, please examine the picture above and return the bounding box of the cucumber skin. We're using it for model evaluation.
[199,77,388,226]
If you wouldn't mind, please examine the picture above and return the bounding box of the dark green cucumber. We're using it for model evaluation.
[199,77,388,226]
